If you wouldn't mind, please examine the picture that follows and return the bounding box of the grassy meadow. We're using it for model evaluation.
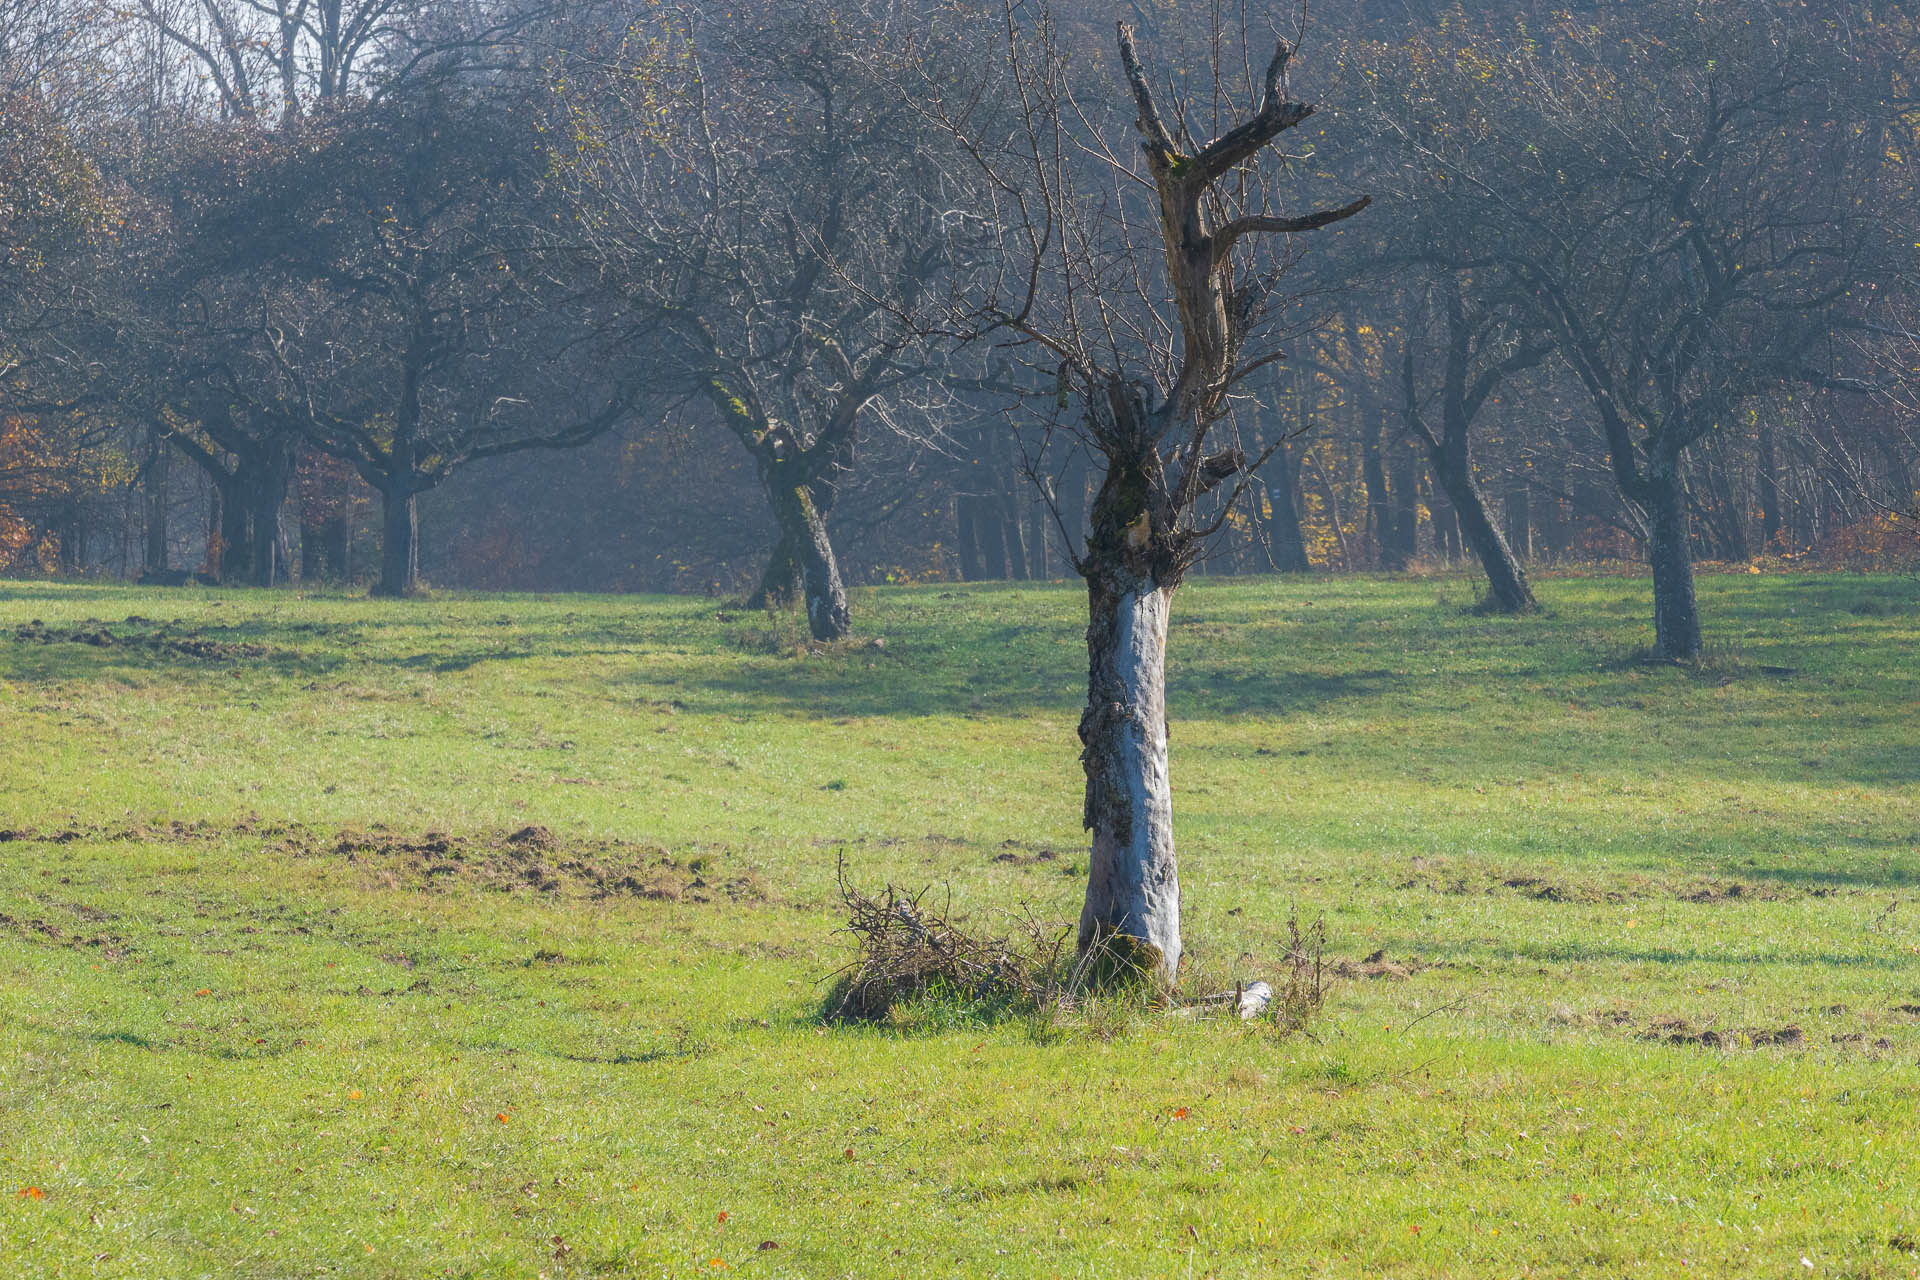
[1,569,1917,1278]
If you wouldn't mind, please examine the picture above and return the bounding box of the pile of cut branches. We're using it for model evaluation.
[823,861,1330,1037]
[823,862,1067,1022]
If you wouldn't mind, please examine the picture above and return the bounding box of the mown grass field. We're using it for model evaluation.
[1,569,1917,1279]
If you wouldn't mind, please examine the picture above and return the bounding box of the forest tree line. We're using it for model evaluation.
[2,0,1917,629]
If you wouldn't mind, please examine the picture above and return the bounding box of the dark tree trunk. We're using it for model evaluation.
[1387,437,1419,568]
[144,430,170,576]
[1645,476,1702,659]
[1756,426,1782,551]
[216,474,250,584]
[998,436,1030,580]
[1265,439,1311,572]
[246,444,295,588]
[747,532,801,609]
[1361,420,1394,569]
[1428,483,1461,562]
[1001,499,1029,579]
[1027,500,1048,579]
[1076,459,1179,980]
[1504,484,1532,563]
[1878,437,1915,512]
[1428,438,1535,611]
[977,497,1009,579]
[1535,462,1569,560]
[769,479,849,640]
[372,480,418,598]
[955,496,984,581]
[299,519,323,581]
[1056,447,1090,569]
[324,516,350,579]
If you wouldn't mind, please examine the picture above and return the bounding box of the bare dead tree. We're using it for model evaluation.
[933,4,1367,981]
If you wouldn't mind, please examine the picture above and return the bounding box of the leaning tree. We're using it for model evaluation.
[939,6,1366,979]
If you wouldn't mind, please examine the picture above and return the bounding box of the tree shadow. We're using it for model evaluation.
[1372,933,1914,973]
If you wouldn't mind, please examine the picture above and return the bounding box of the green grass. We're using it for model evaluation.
[0,569,1917,1278]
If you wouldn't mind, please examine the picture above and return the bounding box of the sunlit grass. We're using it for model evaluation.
[0,569,1916,1277]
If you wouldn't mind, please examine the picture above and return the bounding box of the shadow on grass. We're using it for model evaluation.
[1378,935,1915,973]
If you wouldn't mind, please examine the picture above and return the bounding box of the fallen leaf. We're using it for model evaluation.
[495,1113,510,1124]
[843,1147,855,1161]
[194,988,211,997]
[716,1211,729,1224]
[1170,1107,1190,1120]
[17,1187,45,1201]
[347,1090,362,1100]
[757,1241,779,1251]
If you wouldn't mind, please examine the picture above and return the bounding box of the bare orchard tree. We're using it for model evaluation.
[555,0,955,640]
[179,93,633,596]
[1394,2,1902,657]
[126,0,565,125]
[935,6,1366,980]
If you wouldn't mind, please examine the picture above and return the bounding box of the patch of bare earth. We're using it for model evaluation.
[272,823,770,903]
[11,616,274,660]
[0,908,130,959]
[1640,1017,1805,1050]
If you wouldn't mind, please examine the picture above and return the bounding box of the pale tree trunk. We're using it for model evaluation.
[768,480,849,640]
[1077,569,1180,978]
[1644,474,1701,659]
[1075,453,1182,982]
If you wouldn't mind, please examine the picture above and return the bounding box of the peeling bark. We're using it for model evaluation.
[1077,577,1179,976]
[1077,456,1181,979]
